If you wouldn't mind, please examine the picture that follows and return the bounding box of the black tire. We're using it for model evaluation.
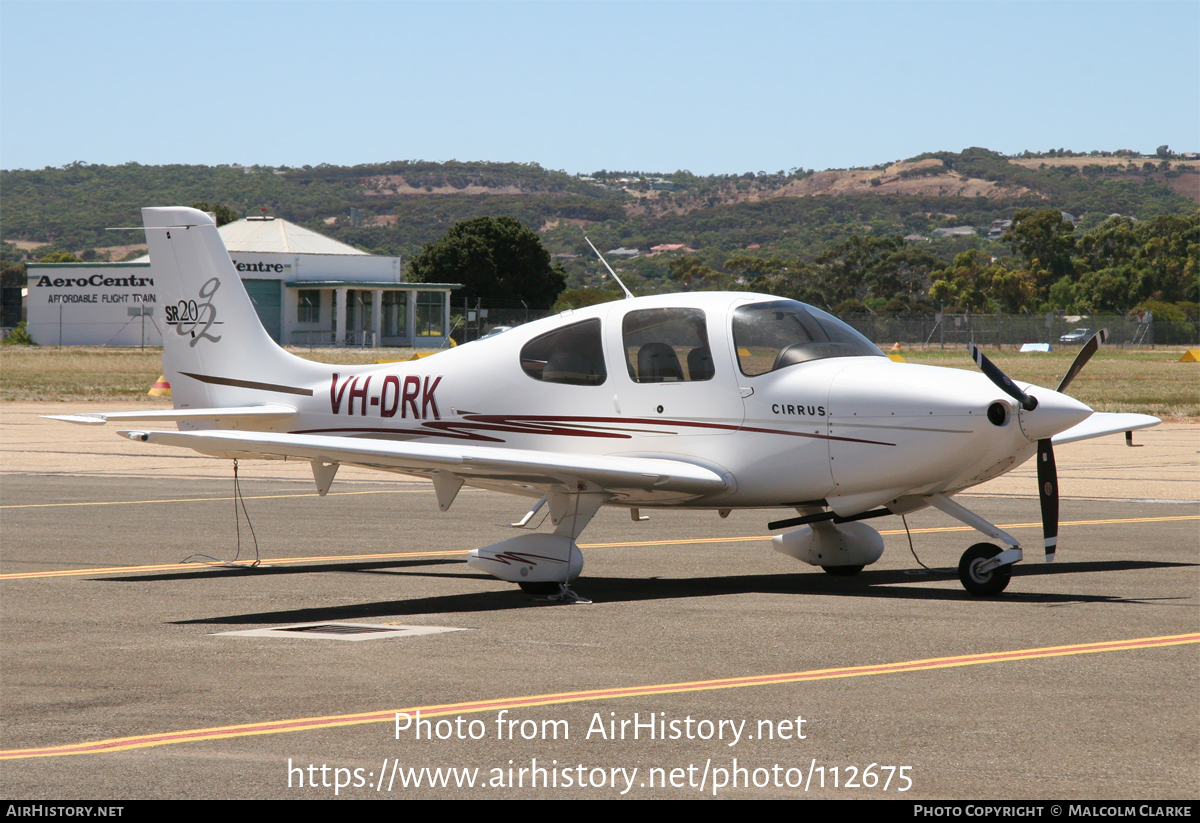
[958,543,1011,596]
[518,581,562,595]
[821,565,864,576]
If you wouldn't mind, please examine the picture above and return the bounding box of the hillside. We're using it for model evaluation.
[3,149,1196,295]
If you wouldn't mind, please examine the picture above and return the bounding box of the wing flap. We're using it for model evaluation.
[45,405,297,425]
[1051,412,1160,445]
[116,429,728,497]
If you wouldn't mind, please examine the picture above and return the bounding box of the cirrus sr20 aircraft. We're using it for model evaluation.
[50,208,1160,599]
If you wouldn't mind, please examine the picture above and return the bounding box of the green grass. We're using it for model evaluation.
[3,343,1196,417]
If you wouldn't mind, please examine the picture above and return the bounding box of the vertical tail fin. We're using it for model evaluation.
[143,207,321,411]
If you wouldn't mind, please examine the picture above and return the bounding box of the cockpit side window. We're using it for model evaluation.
[621,308,714,383]
[520,318,607,386]
[732,300,883,376]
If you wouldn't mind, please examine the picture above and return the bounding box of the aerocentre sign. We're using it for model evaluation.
[26,263,162,346]
[232,259,291,274]
[34,274,155,289]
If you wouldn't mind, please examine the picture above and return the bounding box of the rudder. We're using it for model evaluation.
[142,207,322,412]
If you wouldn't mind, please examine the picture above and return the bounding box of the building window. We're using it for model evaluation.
[383,291,407,338]
[416,291,444,338]
[297,290,320,323]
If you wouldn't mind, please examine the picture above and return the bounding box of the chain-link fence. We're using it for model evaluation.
[839,313,1198,349]
[297,302,1199,350]
[454,304,1197,349]
[454,305,557,343]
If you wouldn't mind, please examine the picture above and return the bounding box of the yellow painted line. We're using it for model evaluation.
[2,633,1195,759]
[0,549,470,579]
[0,487,432,510]
[2,515,1196,581]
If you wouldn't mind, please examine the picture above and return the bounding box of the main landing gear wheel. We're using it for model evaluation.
[958,543,1011,596]
[821,565,864,576]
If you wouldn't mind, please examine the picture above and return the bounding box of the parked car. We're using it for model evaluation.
[1058,328,1093,344]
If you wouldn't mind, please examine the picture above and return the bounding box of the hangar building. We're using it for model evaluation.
[25,215,460,348]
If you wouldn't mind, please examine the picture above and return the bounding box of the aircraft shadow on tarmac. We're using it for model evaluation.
[157,559,1196,626]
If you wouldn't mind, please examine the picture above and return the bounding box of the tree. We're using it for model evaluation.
[407,216,566,308]
[2,262,27,288]
[928,249,1035,313]
[191,202,239,226]
[1004,208,1076,293]
[551,288,621,313]
[667,255,732,290]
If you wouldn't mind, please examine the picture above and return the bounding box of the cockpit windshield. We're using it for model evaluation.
[732,299,884,376]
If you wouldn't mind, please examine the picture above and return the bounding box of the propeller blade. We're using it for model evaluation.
[968,343,1038,411]
[1056,329,1108,393]
[1037,438,1059,562]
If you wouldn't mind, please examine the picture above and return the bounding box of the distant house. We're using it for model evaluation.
[645,243,698,257]
[987,220,1012,240]
[606,247,640,258]
[933,226,977,238]
[903,234,930,242]
[25,216,459,347]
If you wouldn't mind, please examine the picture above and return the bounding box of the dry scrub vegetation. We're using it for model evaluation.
[0,346,428,402]
[900,348,1199,419]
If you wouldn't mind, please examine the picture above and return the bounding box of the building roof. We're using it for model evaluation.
[287,281,461,290]
[130,216,368,262]
[933,226,977,237]
[218,217,368,255]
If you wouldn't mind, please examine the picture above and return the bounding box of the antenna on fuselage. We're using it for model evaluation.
[584,236,635,299]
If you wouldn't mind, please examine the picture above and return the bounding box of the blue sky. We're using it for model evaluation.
[2,1,1197,174]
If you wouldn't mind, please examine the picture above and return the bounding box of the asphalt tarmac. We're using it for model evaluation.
[1,407,1197,799]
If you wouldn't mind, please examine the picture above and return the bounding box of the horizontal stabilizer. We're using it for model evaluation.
[114,429,730,498]
[45,405,297,426]
[1051,412,1160,445]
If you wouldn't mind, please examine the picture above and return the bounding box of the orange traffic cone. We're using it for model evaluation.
[148,376,171,397]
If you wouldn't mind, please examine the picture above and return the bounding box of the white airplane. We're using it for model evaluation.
[51,207,1160,598]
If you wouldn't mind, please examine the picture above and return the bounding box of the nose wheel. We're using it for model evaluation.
[958,543,1012,596]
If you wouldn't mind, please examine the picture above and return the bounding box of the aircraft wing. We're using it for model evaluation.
[115,428,730,502]
[44,405,297,425]
[1051,412,1160,445]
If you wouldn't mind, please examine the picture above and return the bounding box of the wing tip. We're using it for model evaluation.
[42,414,105,425]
